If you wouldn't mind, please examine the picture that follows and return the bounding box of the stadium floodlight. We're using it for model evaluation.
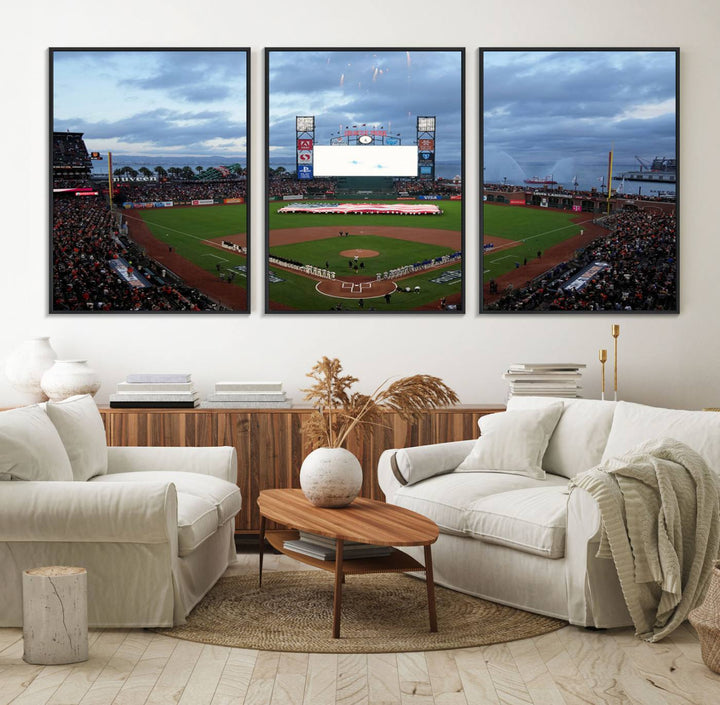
[417,116,436,132]
[296,116,314,132]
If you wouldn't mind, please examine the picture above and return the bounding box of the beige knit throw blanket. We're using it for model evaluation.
[570,438,720,642]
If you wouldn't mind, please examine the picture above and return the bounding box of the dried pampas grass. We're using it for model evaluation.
[302,356,459,450]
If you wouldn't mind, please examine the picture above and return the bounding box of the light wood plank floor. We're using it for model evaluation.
[1,553,718,705]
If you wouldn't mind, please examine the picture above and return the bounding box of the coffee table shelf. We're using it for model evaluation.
[266,529,426,575]
[258,489,439,638]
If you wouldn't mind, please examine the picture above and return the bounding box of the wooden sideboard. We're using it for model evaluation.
[99,405,504,533]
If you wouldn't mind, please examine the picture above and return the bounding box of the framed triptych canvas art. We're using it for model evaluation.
[49,47,678,315]
[50,48,250,313]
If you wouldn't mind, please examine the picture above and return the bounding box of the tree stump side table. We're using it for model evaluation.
[22,566,88,665]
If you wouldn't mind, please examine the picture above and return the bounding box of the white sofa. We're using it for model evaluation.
[378,397,720,628]
[0,395,241,628]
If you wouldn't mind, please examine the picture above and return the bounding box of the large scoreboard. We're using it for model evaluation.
[296,115,435,181]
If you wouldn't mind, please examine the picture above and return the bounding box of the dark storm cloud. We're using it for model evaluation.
[267,50,463,164]
[54,108,245,151]
[483,50,677,173]
[53,50,247,156]
[120,51,245,103]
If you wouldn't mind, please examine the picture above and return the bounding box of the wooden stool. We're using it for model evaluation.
[22,566,88,665]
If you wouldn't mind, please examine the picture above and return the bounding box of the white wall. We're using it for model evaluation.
[1,0,718,410]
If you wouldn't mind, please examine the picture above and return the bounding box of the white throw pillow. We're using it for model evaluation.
[601,401,720,476]
[508,396,616,478]
[45,394,108,481]
[0,405,73,481]
[456,404,564,479]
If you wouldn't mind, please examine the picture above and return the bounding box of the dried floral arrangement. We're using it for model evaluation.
[302,356,459,449]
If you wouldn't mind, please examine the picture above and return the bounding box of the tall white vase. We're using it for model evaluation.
[299,447,363,508]
[40,360,101,402]
[4,337,58,402]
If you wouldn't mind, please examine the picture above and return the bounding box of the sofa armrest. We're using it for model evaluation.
[567,486,602,543]
[378,440,475,500]
[106,446,237,483]
[0,480,177,545]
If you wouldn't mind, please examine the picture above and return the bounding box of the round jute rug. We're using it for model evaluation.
[155,571,566,653]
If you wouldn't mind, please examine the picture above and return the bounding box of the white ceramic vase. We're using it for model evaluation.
[4,336,58,402]
[299,447,363,508]
[40,360,101,402]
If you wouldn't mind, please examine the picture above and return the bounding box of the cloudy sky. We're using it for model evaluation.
[483,50,677,183]
[53,50,247,160]
[267,50,463,167]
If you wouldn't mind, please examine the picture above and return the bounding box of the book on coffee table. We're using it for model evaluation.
[282,538,393,561]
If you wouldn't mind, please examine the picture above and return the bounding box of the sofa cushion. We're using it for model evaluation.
[176,492,220,556]
[465,486,570,558]
[392,470,568,536]
[601,402,720,476]
[392,440,476,486]
[508,396,617,478]
[45,394,108,481]
[91,471,241,525]
[456,404,563,479]
[0,405,73,481]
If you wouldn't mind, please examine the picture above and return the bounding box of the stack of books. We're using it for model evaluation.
[200,381,292,408]
[109,373,199,408]
[502,363,586,399]
[283,531,393,561]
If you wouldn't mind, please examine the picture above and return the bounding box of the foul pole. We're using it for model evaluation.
[606,148,613,214]
[107,152,113,208]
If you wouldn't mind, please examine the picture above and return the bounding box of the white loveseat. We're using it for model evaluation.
[378,397,720,628]
[0,395,241,628]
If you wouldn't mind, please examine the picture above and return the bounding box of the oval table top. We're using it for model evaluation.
[257,488,438,546]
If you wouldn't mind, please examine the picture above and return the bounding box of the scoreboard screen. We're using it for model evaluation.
[313,145,418,177]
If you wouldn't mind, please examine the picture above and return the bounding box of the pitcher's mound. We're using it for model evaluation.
[339,249,380,258]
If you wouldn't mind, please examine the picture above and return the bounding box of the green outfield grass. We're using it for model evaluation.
[270,234,454,278]
[267,198,462,311]
[268,199,462,232]
[483,204,583,282]
[136,204,247,291]
[268,264,462,311]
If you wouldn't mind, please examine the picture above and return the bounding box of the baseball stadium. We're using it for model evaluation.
[51,132,248,313]
[266,50,464,313]
[266,117,463,312]
[481,184,677,311]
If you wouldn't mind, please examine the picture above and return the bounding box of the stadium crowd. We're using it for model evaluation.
[394,179,461,196]
[268,177,337,198]
[52,196,224,311]
[117,180,246,204]
[487,209,677,311]
[484,182,675,203]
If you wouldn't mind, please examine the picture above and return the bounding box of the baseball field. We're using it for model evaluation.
[483,204,586,280]
[126,203,248,311]
[267,199,463,311]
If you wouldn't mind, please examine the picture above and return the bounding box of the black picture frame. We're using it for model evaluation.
[50,47,250,313]
[265,47,465,314]
[481,48,679,314]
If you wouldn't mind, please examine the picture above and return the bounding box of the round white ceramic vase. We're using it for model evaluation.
[4,336,58,402]
[299,447,363,508]
[40,360,101,402]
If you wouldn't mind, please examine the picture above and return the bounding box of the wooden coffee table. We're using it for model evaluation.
[257,488,439,639]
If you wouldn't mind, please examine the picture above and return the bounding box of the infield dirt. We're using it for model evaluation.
[126,209,248,311]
